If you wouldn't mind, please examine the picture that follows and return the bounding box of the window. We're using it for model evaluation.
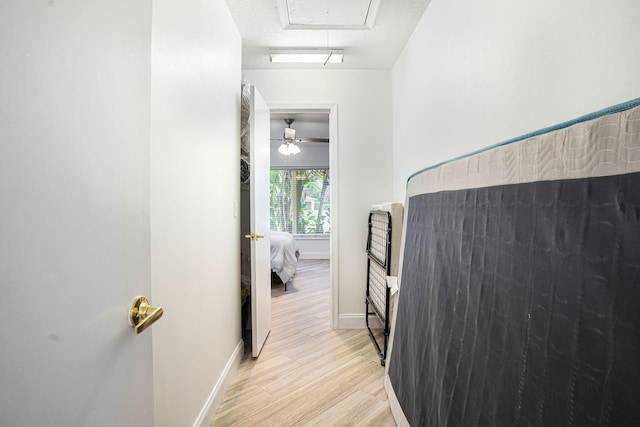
[270,169,330,235]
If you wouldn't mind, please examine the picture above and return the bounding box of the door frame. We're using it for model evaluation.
[269,103,339,329]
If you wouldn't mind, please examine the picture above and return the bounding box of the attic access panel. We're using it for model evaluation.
[278,0,381,30]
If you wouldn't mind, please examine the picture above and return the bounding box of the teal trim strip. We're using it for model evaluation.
[407,97,640,184]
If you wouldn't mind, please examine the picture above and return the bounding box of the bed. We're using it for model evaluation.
[385,98,640,426]
[366,202,404,366]
[270,231,300,289]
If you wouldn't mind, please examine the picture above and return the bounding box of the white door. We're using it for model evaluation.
[0,2,155,422]
[248,85,272,357]
[0,136,155,425]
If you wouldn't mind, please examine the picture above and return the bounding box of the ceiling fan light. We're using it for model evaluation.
[289,143,301,154]
[278,143,291,155]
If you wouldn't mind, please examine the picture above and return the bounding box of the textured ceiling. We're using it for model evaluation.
[225,0,432,70]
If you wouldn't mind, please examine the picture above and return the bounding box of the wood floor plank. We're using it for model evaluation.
[232,360,380,426]
[211,259,396,426]
[300,390,389,427]
[212,385,277,426]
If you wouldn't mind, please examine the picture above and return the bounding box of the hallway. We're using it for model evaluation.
[212,259,395,426]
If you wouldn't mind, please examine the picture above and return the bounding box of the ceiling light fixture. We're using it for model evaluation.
[270,49,344,64]
[278,118,301,156]
[278,141,301,155]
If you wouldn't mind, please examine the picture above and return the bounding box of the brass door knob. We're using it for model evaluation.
[129,296,163,334]
[244,233,265,240]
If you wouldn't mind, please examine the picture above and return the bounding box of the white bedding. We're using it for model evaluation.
[270,231,299,283]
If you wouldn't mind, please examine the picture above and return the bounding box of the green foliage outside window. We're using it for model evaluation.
[270,169,330,235]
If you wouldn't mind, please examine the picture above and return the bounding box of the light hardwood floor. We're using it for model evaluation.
[212,259,396,426]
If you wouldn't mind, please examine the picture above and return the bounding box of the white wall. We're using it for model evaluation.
[392,0,640,201]
[150,1,242,426]
[244,70,393,327]
[296,237,330,259]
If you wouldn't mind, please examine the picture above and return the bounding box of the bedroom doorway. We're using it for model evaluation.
[269,105,338,328]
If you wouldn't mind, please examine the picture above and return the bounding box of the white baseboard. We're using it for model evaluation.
[338,313,383,329]
[192,339,244,427]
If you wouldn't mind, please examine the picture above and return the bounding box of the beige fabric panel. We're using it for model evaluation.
[372,202,404,276]
[384,375,410,427]
[407,106,640,197]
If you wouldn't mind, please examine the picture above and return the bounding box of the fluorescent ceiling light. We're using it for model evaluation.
[270,49,344,64]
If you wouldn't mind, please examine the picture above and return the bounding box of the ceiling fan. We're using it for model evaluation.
[275,118,329,155]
